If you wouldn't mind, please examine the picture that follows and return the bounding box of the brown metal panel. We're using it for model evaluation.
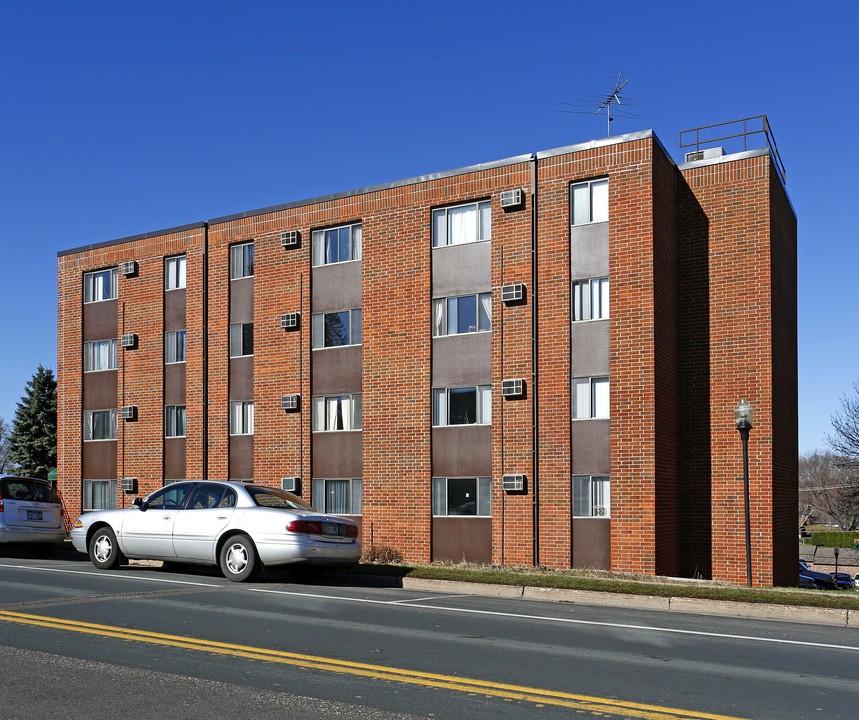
[570,320,610,377]
[83,300,117,342]
[164,288,186,331]
[311,262,361,312]
[572,518,611,569]
[83,371,118,411]
[571,419,610,475]
[229,356,253,401]
[432,334,491,386]
[164,437,186,480]
[311,431,362,477]
[82,441,117,479]
[164,363,186,405]
[431,426,491,476]
[570,223,609,280]
[229,435,253,479]
[230,277,254,323]
[431,242,491,297]
[431,517,492,563]
[311,346,362,395]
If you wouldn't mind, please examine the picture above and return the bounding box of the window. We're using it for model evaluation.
[145,484,193,510]
[83,479,116,510]
[312,394,362,431]
[312,478,362,514]
[573,377,609,419]
[573,476,610,517]
[433,293,491,337]
[432,477,491,516]
[83,410,117,441]
[165,255,187,290]
[572,278,609,321]
[311,223,362,267]
[570,179,608,225]
[432,201,491,247]
[311,309,361,348]
[229,323,253,357]
[84,268,118,303]
[432,386,491,426]
[187,483,237,510]
[229,400,254,435]
[83,339,118,372]
[165,405,186,438]
[230,242,254,279]
[165,330,186,364]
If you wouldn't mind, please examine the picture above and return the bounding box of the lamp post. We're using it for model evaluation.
[834,546,840,578]
[734,399,754,587]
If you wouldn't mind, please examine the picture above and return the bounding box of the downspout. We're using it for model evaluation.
[202,222,209,479]
[530,154,540,567]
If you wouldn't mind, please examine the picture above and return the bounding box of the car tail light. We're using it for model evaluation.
[345,525,358,538]
[287,520,323,534]
[0,498,3,512]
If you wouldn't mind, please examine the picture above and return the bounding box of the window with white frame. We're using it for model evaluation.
[432,200,491,247]
[165,405,186,438]
[572,377,610,419]
[572,278,609,321]
[83,268,118,303]
[229,323,253,357]
[165,255,187,290]
[432,386,491,426]
[312,309,361,349]
[312,394,362,431]
[83,409,117,441]
[83,339,118,372]
[229,400,254,435]
[570,179,608,225]
[230,242,254,279]
[432,293,491,337]
[573,475,610,517]
[311,478,362,514]
[311,223,362,267]
[83,479,116,510]
[432,477,491,516]
[165,330,186,364]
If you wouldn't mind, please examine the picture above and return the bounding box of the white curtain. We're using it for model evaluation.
[572,183,591,225]
[479,202,491,240]
[432,389,447,426]
[432,300,444,337]
[177,257,186,288]
[311,230,324,267]
[479,293,492,330]
[573,379,590,419]
[352,225,362,260]
[432,209,447,247]
[327,480,349,514]
[592,378,610,418]
[478,386,491,424]
[591,180,609,223]
[448,205,476,245]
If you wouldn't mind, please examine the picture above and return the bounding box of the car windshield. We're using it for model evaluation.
[0,478,60,504]
[246,486,314,511]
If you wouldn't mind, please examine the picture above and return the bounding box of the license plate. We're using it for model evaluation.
[27,510,43,521]
[322,522,341,536]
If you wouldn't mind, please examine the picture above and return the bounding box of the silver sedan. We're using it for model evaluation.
[71,481,361,581]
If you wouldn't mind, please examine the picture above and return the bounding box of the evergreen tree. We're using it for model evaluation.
[8,365,57,479]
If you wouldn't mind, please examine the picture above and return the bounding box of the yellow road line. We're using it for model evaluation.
[0,610,748,720]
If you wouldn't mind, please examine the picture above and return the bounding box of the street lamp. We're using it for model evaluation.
[734,399,754,587]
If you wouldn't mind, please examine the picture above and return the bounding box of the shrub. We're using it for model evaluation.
[810,531,859,548]
[361,544,403,564]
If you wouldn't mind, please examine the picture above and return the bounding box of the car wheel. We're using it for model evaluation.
[219,534,257,582]
[89,526,122,570]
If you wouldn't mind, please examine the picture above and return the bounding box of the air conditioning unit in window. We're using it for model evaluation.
[594,506,608,517]
[501,379,525,398]
[684,147,724,163]
[281,394,300,411]
[120,405,137,421]
[500,283,526,305]
[280,477,301,493]
[502,474,525,492]
[120,261,138,277]
[121,477,137,493]
[281,230,301,249]
[280,312,301,330]
[499,188,524,209]
[120,333,137,349]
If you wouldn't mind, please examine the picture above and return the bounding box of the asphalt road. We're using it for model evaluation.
[1,552,859,720]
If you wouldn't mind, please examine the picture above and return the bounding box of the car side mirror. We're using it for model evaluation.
[133,497,146,511]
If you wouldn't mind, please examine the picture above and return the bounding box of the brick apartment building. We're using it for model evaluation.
[57,121,798,586]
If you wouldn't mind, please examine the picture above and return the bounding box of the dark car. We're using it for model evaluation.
[830,572,854,590]
[799,559,837,590]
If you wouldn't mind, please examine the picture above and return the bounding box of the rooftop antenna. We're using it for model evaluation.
[557,71,642,137]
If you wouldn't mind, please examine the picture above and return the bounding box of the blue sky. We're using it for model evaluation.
[1,1,855,454]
